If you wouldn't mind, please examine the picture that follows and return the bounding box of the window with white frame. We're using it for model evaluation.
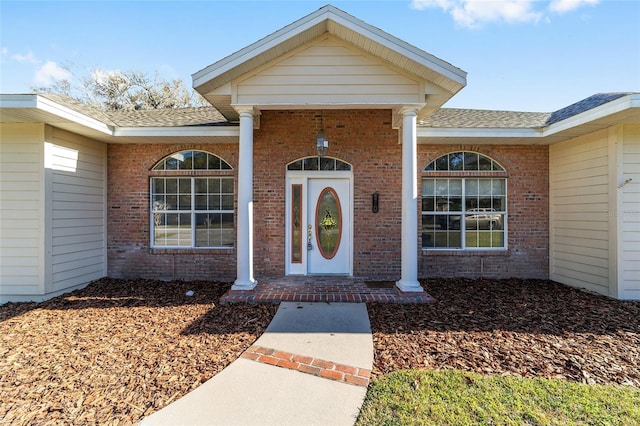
[422,152,507,250]
[287,156,352,171]
[151,150,234,248]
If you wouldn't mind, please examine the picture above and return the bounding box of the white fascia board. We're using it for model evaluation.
[38,96,113,135]
[543,94,640,136]
[1,94,113,135]
[418,127,542,138]
[114,126,239,138]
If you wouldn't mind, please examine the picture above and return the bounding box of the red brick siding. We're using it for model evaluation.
[253,110,402,278]
[418,145,549,279]
[107,111,549,281]
[107,143,239,280]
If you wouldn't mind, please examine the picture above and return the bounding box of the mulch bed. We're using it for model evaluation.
[369,278,640,387]
[2,278,639,424]
[0,278,277,425]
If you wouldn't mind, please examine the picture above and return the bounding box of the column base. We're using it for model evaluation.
[395,280,424,293]
[231,279,257,291]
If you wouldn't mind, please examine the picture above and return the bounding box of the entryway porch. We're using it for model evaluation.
[220,276,435,305]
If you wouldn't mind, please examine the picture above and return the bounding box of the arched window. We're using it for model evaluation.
[422,151,507,250]
[152,150,232,171]
[150,150,234,248]
[424,151,504,172]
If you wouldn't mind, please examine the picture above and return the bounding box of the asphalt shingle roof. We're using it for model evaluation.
[420,92,637,129]
[545,92,632,125]
[107,107,228,127]
[38,92,636,130]
[39,93,228,127]
[419,108,551,128]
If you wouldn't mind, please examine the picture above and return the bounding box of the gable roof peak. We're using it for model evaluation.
[192,3,466,120]
[193,3,461,85]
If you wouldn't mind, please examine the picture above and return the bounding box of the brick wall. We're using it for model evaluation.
[107,111,549,282]
[107,143,239,281]
[253,110,402,278]
[418,144,549,279]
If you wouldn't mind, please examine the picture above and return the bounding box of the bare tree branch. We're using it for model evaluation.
[32,67,207,111]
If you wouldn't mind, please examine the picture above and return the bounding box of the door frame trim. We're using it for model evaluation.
[285,170,353,276]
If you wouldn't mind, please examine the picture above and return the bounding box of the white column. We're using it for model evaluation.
[232,107,257,290]
[396,107,424,292]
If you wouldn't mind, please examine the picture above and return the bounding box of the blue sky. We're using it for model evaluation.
[1,0,638,112]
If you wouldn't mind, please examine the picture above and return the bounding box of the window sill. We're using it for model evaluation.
[421,249,509,257]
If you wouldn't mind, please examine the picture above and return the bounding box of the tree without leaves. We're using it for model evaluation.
[33,67,207,111]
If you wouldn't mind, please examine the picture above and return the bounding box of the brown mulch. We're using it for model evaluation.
[0,278,277,425]
[369,278,640,387]
[2,278,639,425]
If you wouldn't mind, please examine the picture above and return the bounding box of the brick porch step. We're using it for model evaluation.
[219,276,435,305]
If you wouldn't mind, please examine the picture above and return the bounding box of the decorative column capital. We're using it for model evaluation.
[392,105,424,129]
[232,105,260,128]
[233,105,256,117]
[398,105,421,117]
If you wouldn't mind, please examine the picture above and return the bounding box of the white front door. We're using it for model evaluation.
[286,174,352,276]
[307,178,351,275]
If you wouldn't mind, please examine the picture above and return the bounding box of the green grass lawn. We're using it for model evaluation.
[356,370,640,425]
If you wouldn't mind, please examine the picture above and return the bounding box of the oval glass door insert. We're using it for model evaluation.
[315,187,342,259]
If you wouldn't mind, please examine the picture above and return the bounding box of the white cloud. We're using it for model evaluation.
[411,0,599,28]
[11,50,39,64]
[549,0,599,14]
[459,0,541,28]
[1,47,8,56]
[34,61,72,86]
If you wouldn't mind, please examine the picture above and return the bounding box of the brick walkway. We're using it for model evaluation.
[241,345,372,387]
[219,276,435,304]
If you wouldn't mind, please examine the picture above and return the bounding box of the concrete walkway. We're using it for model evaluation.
[140,302,373,426]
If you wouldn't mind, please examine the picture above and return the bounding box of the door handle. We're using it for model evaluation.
[307,224,313,250]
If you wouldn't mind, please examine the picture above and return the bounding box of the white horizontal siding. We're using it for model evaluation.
[549,129,611,295]
[552,243,608,261]
[52,217,104,228]
[236,36,421,106]
[552,220,607,232]
[620,125,640,299]
[48,127,107,294]
[52,248,104,264]
[0,123,45,301]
